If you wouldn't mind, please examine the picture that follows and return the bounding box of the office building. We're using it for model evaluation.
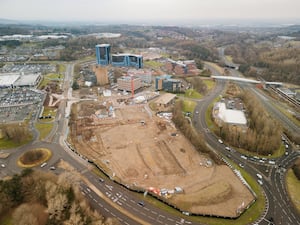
[96,44,111,66]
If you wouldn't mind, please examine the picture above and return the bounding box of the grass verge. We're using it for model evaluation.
[182,100,197,113]
[35,123,54,140]
[203,79,215,91]
[144,60,163,68]
[286,169,300,213]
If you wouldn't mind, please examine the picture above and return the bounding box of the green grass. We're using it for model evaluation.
[203,79,215,91]
[234,143,285,159]
[40,107,57,121]
[144,60,163,68]
[182,89,203,99]
[0,138,31,150]
[38,72,63,89]
[286,169,300,213]
[35,123,54,140]
[182,100,197,113]
[58,64,66,73]
[225,55,233,62]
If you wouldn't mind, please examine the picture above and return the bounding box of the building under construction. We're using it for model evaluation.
[117,76,141,93]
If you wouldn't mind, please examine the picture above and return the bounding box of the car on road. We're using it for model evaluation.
[99,178,104,182]
[138,201,145,207]
[239,163,244,168]
[225,146,231,151]
[49,166,56,170]
[257,180,263,185]
[240,155,247,160]
[1,164,5,168]
[40,162,47,168]
[218,139,223,144]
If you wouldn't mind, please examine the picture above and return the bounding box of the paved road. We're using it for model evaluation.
[193,62,300,225]
[1,61,299,225]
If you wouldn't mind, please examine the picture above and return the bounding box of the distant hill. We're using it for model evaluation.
[0,18,20,24]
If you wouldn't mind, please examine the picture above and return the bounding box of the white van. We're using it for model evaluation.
[40,162,47,168]
[256,173,262,179]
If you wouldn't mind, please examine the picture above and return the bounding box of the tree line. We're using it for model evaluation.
[219,91,282,155]
[0,169,119,225]
[172,100,223,164]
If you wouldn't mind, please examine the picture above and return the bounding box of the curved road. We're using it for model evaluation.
[193,63,300,225]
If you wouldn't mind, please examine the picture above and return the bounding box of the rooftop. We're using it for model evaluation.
[216,102,247,125]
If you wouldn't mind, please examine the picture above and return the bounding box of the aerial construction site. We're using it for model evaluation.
[68,91,255,218]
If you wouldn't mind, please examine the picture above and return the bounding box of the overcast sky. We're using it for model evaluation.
[1,0,300,24]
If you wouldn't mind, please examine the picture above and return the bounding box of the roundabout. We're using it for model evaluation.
[17,148,52,168]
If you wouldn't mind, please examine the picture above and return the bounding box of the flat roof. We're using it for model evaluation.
[14,74,40,86]
[217,102,247,125]
[0,74,20,87]
[155,93,176,105]
[96,44,110,47]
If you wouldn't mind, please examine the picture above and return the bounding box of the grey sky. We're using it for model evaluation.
[0,0,300,23]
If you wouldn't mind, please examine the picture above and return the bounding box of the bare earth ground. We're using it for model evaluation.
[70,101,255,218]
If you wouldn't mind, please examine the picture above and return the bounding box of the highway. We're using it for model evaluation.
[1,60,299,225]
[193,62,300,225]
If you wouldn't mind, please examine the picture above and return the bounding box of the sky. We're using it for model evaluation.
[0,0,300,25]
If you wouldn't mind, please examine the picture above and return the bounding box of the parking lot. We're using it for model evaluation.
[0,88,44,122]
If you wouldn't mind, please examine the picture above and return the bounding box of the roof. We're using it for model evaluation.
[0,74,20,87]
[14,74,40,86]
[155,93,176,105]
[217,102,247,125]
[96,44,110,47]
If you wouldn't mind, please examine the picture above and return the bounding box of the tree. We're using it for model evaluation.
[72,81,79,90]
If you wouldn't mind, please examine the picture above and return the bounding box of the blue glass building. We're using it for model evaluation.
[96,44,111,66]
[111,54,143,69]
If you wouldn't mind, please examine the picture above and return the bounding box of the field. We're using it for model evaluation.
[69,99,255,218]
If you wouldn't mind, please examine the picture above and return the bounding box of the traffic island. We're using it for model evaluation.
[17,148,52,168]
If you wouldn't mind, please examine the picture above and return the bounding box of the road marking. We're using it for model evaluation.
[104,207,109,212]
[151,210,157,215]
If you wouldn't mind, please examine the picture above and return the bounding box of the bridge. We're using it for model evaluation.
[211,76,283,87]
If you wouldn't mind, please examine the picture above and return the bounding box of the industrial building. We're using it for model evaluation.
[0,73,41,88]
[155,93,177,109]
[213,102,247,126]
[155,75,182,93]
[117,76,142,93]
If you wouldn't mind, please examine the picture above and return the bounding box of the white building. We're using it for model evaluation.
[213,102,247,126]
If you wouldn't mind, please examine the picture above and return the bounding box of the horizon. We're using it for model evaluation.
[1,0,300,27]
